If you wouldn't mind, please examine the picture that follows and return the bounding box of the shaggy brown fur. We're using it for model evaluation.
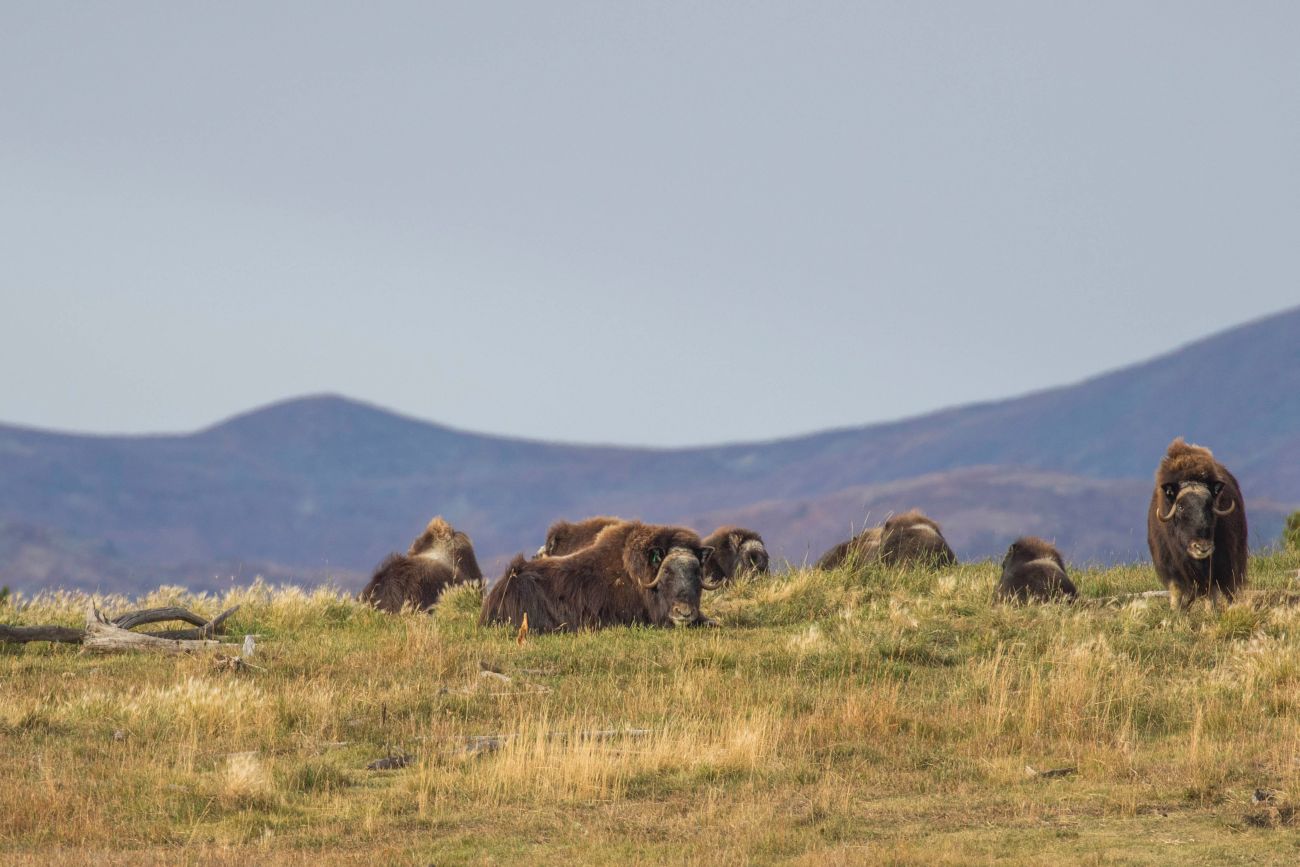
[816,510,955,571]
[539,516,625,557]
[481,521,715,634]
[700,526,770,585]
[879,510,957,568]
[360,516,484,613]
[995,537,1077,603]
[359,555,459,613]
[1147,438,1248,609]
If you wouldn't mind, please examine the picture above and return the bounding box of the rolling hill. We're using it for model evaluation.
[1,306,1297,593]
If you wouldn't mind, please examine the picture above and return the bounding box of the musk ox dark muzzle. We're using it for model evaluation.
[653,548,712,627]
[739,540,770,575]
[1156,481,1234,561]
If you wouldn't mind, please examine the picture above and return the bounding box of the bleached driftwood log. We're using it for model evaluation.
[0,624,86,644]
[1,603,240,648]
[82,603,231,653]
[112,604,240,639]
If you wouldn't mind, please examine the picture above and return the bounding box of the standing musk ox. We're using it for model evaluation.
[700,526,770,584]
[995,537,1077,603]
[1147,438,1247,610]
[481,521,719,633]
[816,510,956,570]
[537,516,625,557]
[360,517,485,613]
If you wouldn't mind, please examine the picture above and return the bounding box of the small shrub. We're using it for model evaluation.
[1284,511,1300,551]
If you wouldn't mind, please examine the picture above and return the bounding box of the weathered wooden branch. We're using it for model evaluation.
[112,607,210,630]
[83,603,228,654]
[139,606,240,639]
[2,604,240,647]
[0,624,85,644]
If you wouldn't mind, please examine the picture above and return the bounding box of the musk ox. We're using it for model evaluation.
[878,510,957,567]
[360,516,484,613]
[481,521,719,634]
[700,526,770,584]
[816,510,956,571]
[537,515,625,557]
[995,537,1077,603]
[1147,438,1247,610]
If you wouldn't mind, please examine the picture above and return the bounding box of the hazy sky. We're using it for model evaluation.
[2,3,1297,446]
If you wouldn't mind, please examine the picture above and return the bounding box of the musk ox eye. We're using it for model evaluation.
[1211,481,1224,498]
[1162,484,1178,502]
[648,548,664,568]
[699,546,715,563]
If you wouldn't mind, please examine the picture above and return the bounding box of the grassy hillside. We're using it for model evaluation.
[4,552,1300,864]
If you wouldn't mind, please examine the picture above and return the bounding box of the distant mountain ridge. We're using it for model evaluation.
[1,306,1297,594]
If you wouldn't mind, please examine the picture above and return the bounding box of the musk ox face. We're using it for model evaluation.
[739,539,770,575]
[701,527,770,584]
[625,531,715,627]
[1154,479,1235,562]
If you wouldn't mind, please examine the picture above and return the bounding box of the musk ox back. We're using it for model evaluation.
[700,526,770,585]
[1147,438,1247,609]
[995,537,1076,603]
[816,510,955,571]
[539,516,625,557]
[878,510,956,568]
[481,521,718,634]
[361,516,483,613]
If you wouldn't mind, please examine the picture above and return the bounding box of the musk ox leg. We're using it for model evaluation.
[1168,585,1186,612]
[1209,584,1226,612]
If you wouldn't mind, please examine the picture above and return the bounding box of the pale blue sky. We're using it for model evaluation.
[2,2,1297,445]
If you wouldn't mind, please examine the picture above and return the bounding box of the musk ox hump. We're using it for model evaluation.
[996,536,1075,604]
[408,516,456,556]
[542,515,627,557]
[361,553,459,614]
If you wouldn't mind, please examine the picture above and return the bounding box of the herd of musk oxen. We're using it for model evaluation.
[359,438,1250,633]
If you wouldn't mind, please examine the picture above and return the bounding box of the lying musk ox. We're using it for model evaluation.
[995,537,1077,603]
[700,526,770,584]
[878,510,957,567]
[481,521,719,633]
[1147,438,1247,609]
[360,516,485,613]
[537,515,625,557]
[816,510,956,570]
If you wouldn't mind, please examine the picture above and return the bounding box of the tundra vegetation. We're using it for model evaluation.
[4,550,1300,864]
[1285,510,1300,552]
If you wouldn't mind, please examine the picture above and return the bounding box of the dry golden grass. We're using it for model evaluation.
[3,553,1300,864]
